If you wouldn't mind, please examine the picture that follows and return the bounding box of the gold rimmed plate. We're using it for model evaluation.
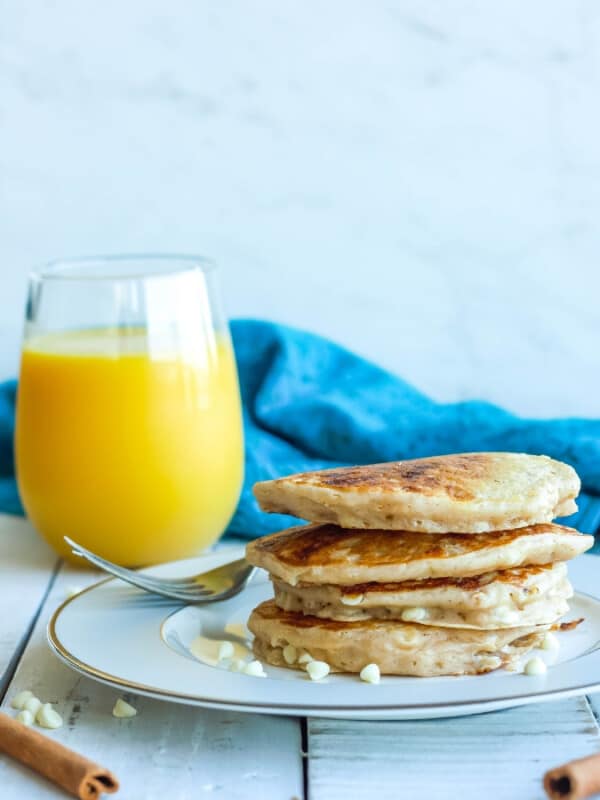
[47,550,600,720]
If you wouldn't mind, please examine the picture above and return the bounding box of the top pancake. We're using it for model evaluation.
[246,522,593,585]
[253,452,580,532]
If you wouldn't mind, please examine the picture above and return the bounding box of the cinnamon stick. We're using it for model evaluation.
[544,752,600,800]
[0,711,118,799]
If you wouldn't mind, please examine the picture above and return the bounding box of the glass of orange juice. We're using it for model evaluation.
[15,255,244,566]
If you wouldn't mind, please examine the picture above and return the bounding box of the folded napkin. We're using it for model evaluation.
[2,319,600,540]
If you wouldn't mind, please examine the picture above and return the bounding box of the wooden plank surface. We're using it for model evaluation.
[4,512,600,800]
[307,698,600,800]
[0,556,304,800]
[584,694,600,727]
[0,515,58,696]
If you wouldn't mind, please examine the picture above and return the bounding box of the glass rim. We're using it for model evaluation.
[30,254,217,282]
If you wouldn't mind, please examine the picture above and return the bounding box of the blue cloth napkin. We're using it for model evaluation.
[2,318,600,540]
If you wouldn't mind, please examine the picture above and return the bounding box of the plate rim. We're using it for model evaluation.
[47,568,600,716]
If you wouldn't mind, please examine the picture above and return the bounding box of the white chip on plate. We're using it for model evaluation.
[23,696,42,716]
[112,698,137,718]
[36,703,63,729]
[10,690,34,710]
[359,664,381,684]
[244,660,266,677]
[217,641,235,661]
[306,661,330,681]
[16,709,34,726]
[524,657,547,676]
[540,633,559,651]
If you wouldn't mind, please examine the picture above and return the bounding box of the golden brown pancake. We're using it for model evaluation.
[246,522,592,585]
[271,562,572,628]
[248,600,550,676]
[253,453,579,532]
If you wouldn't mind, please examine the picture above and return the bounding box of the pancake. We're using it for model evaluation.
[271,562,572,628]
[248,600,550,676]
[253,453,579,532]
[246,522,593,586]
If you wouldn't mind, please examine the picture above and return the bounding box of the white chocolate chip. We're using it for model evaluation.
[16,710,34,726]
[524,657,547,676]
[298,651,314,664]
[229,658,247,672]
[112,698,137,718]
[401,607,428,622]
[495,607,519,625]
[541,633,560,651]
[36,703,63,729]
[217,641,235,661]
[359,663,381,684]
[340,594,364,606]
[10,690,34,710]
[23,697,42,716]
[306,661,330,681]
[396,627,420,645]
[283,644,297,665]
[244,660,266,677]
[476,655,502,671]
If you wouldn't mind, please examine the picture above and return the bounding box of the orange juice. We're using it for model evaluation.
[15,329,244,565]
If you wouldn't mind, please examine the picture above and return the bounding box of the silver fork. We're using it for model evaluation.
[64,536,256,603]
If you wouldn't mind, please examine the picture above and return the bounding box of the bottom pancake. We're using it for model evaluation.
[248,599,550,677]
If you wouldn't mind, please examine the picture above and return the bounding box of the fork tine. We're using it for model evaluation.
[64,537,187,595]
[63,536,254,604]
[148,558,250,589]
[151,577,237,592]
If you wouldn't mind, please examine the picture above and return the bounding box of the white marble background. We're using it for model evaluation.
[1,1,599,417]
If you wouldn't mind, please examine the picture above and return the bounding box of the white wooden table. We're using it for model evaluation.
[1,513,600,800]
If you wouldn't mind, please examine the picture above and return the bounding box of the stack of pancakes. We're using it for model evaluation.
[246,453,593,677]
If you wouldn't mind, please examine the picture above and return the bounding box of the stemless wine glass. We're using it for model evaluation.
[15,255,244,566]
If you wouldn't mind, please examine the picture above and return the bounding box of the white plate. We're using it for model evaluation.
[48,550,600,720]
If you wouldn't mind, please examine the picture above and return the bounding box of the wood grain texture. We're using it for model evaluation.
[4,513,600,800]
[0,558,304,799]
[307,697,600,800]
[0,514,58,697]
[585,694,600,725]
